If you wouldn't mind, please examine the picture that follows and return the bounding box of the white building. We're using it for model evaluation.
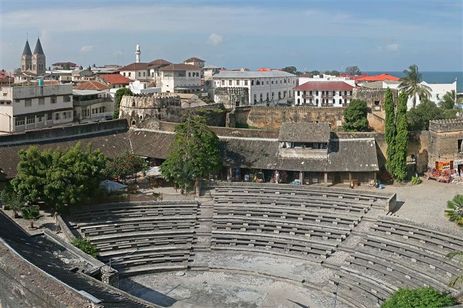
[299,74,356,87]
[0,83,73,133]
[293,81,354,107]
[119,63,150,81]
[213,70,297,107]
[159,64,201,93]
[129,80,160,95]
[73,89,113,122]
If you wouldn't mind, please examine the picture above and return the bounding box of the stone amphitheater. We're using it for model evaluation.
[62,183,463,308]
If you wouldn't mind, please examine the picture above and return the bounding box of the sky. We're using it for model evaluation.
[0,0,462,72]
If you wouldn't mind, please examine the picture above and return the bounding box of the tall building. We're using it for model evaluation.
[20,38,46,76]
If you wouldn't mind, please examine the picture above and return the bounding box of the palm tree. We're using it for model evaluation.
[399,65,431,108]
[439,90,457,110]
[445,194,463,225]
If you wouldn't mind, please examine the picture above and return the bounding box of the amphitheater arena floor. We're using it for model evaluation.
[119,252,346,308]
[381,179,463,234]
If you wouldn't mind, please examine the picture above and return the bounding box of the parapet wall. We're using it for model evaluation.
[0,119,129,146]
[234,106,345,129]
[429,118,463,133]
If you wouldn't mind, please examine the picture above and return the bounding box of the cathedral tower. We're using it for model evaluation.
[21,40,32,72]
[32,38,46,75]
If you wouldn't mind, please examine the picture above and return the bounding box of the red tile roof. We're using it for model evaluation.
[354,73,400,82]
[149,59,171,68]
[294,81,354,91]
[74,80,109,91]
[98,74,131,85]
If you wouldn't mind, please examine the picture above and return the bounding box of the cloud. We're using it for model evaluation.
[386,43,400,52]
[207,33,223,46]
[80,45,93,53]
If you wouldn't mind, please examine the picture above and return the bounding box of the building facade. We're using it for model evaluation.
[0,83,73,133]
[159,64,201,93]
[73,89,113,122]
[293,81,354,107]
[213,70,297,108]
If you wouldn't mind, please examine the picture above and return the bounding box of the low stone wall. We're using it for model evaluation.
[0,239,96,308]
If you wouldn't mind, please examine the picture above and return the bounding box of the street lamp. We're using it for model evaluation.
[0,112,12,133]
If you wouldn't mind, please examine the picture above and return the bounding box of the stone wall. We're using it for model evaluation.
[0,240,96,308]
[428,130,463,167]
[234,106,345,129]
[429,118,463,133]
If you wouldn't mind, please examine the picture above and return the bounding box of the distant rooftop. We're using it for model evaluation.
[214,70,295,79]
[279,122,331,143]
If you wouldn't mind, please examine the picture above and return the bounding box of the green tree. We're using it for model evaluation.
[393,92,408,182]
[343,99,369,131]
[381,287,455,308]
[281,66,298,75]
[105,152,148,180]
[345,66,361,76]
[0,182,23,218]
[12,144,107,212]
[445,194,463,226]
[160,116,221,194]
[113,87,133,119]
[407,99,445,131]
[439,90,456,110]
[399,64,431,109]
[384,88,396,175]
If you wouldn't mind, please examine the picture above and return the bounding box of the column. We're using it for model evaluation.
[324,172,328,185]
[299,171,304,184]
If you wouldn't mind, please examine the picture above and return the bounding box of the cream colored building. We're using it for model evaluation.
[0,83,73,133]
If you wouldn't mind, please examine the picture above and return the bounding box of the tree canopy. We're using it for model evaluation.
[281,66,299,75]
[11,144,107,212]
[381,287,455,308]
[113,87,133,119]
[160,116,221,192]
[345,66,361,76]
[343,99,369,132]
[407,99,446,131]
[384,88,396,175]
[399,65,431,109]
[105,152,148,180]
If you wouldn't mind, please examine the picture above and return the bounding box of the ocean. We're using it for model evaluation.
[366,71,463,92]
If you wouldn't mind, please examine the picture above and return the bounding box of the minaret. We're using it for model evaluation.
[135,44,141,63]
[21,40,32,72]
[32,37,46,75]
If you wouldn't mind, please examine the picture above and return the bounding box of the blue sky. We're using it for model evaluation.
[1,0,462,71]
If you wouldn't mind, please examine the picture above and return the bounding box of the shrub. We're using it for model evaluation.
[72,238,98,257]
[21,205,40,220]
[410,175,422,185]
[382,287,456,308]
[445,194,463,226]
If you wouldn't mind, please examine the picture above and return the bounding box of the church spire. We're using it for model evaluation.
[33,37,44,55]
[22,40,32,56]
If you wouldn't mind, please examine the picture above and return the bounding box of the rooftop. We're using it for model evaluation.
[160,64,201,72]
[74,80,109,91]
[354,74,400,82]
[98,73,131,85]
[294,81,354,91]
[214,70,295,79]
[119,62,150,71]
[278,122,331,143]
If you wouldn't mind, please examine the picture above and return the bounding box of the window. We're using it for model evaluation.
[63,95,71,102]
[251,80,254,86]
[253,94,257,103]
[339,99,342,104]
[15,117,25,126]
[221,80,225,86]
[38,98,45,105]
[333,99,335,104]
[297,91,300,96]
[37,114,43,122]
[459,139,463,153]
[143,72,146,77]
[26,116,34,124]
[51,97,57,104]
[244,80,248,86]
[236,80,240,86]
[229,80,232,86]
[55,113,60,120]
[25,99,32,107]
[47,113,52,120]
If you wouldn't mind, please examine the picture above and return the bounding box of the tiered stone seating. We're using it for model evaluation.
[328,216,463,307]
[66,201,199,276]
[211,184,371,260]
